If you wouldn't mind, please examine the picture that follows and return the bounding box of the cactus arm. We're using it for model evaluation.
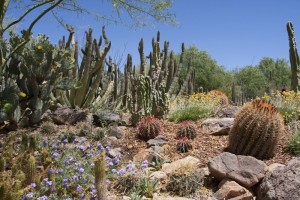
[138,38,146,75]
[287,21,300,92]
[95,151,107,200]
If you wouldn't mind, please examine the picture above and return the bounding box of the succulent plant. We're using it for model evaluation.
[176,120,197,139]
[176,137,192,153]
[0,157,5,172]
[228,99,285,159]
[136,116,162,141]
[95,150,107,200]
[40,121,57,135]
[166,163,203,196]
[25,155,36,185]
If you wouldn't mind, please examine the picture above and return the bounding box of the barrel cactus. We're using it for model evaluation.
[176,137,192,153]
[176,120,197,139]
[136,116,162,141]
[228,99,284,159]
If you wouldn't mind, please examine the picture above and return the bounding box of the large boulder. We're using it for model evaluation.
[256,157,300,200]
[51,107,87,125]
[201,118,234,135]
[213,179,253,200]
[93,111,121,127]
[208,152,267,188]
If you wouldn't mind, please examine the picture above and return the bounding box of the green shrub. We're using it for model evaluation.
[168,107,212,122]
[284,131,300,156]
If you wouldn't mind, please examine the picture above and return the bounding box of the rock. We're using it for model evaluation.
[153,193,194,200]
[120,112,132,126]
[93,111,121,127]
[201,118,234,135]
[150,171,168,182]
[216,106,240,118]
[133,147,164,164]
[51,107,87,125]
[147,135,168,147]
[108,126,125,139]
[107,148,121,158]
[256,157,300,200]
[208,152,267,188]
[213,179,253,200]
[265,163,285,174]
[162,156,200,175]
[102,136,119,147]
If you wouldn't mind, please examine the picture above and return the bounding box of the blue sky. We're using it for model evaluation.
[6,0,300,70]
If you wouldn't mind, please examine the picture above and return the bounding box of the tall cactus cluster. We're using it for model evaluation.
[228,99,284,159]
[287,21,300,92]
[1,27,196,128]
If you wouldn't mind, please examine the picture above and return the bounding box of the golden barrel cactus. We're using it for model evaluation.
[228,99,284,159]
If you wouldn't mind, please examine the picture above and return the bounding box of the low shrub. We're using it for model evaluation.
[284,131,300,156]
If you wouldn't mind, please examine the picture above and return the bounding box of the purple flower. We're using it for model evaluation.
[43,140,48,147]
[72,175,79,182]
[64,198,72,200]
[63,178,68,183]
[53,152,59,158]
[74,162,79,166]
[30,183,36,189]
[141,160,148,168]
[112,157,120,165]
[126,163,133,171]
[91,189,97,195]
[37,196,48,200]
[48,168,54,174]
[63,139,68,144]
[105,146,110,152]
[26,192,34,198]
[76,184,83,192]
[78,168,84,173]
[107,161,113,167]
[58,168,63,174]
[43,178,49,182]
[97,144,104,151]
[46,181,52,186]
[80,193,85,199]
[111,169,117,174]
[117,168,126,176]
[78,145,86,151]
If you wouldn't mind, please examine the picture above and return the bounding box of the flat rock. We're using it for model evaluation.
[162,156,200,175]
[93,111,121,127]
[51,107,87,125]
[256,157,300,200]
[108,126,125,139]
[216,106,240,118]
[201,118,234,135]
[213,179,253,200]
[147,135,168,147]
[208,152,267,188]
[265,163,285,174]
[153,193,194,200]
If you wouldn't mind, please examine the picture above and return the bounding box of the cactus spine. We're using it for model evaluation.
[94,150,107,200]
[228,99,284,159]
[287,21,300,92]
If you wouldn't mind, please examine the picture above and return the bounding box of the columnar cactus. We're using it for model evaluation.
[94,150,107,200]
[287,21,300,92]
[25,155,36,185]
[228,99,285,159]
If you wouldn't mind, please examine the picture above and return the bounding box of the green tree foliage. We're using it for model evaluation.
[178,45,232,94]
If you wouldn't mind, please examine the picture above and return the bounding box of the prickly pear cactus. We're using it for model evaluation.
[228,99,285,159]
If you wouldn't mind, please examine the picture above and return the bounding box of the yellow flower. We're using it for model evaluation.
[37,45,43,50]
[19,92,26,97]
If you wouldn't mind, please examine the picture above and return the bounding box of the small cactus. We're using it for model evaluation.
[176,137,192,153]
[25,155,36,185]
[94,150,107,200]
[40,121,57,134]
[136,116,162,141]
[21,133,29,150]
[176,120,197,140]
[0,157,5,172]
[228,99,285,159]
[29,134,37,152]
